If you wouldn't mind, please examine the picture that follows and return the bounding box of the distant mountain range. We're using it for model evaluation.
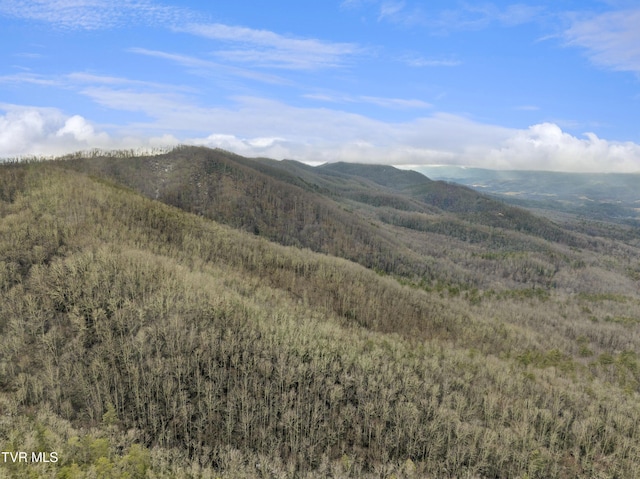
[416,165,640,222]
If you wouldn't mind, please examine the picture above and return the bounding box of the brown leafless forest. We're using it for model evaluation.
[1,148,640,478]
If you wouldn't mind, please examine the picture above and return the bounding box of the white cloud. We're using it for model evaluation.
[56,115,109,143]
[0,105,110,156]
[484,123,640,172]
[180,23,360,70]
[145,96,639,172]
[0,105,57,156]
[0,104,167,158]
[190,134,290,158]
[182,107,640,172]
[565,8,640,74]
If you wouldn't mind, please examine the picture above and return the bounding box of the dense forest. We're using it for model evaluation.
[1,148,640,478]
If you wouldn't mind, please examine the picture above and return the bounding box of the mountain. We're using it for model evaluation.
[58,146,596,289]
[2,149,640,477]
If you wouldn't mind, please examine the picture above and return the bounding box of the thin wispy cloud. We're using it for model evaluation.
[359,96,432,109]
[342,1,543,31]
[0,0,194,30]
[304,92,432,109]
[377,1,427,26]
[179,23,361,70]
[378,1,407,21]
[340,0,368,9]
[13,52,43,59]
[77,87,190,117]
[434,3,544,33]
[67,72,196,91]
[128,48,289,84]
[401,54,461,67]
[0,71,197,98]
[496,4,545,27]
[565,8,640,74]
[0,72,62,87]
[0,0,358,73]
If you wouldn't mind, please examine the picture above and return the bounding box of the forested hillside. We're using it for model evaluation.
[59,147,617,290]
[1,151,640,478]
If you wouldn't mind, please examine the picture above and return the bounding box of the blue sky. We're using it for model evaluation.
[1,0,640,172]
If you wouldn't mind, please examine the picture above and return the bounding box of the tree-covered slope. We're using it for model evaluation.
[56,147,612,293]
[1,158,640,477]
[58,148,432,277]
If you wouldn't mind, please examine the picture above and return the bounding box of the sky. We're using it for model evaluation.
[1,1,640,172]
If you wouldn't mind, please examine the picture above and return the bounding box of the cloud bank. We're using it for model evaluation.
[2,102,639,172]
[0,106,109,157]
[484,123,640,172]
[0,104,174,158]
